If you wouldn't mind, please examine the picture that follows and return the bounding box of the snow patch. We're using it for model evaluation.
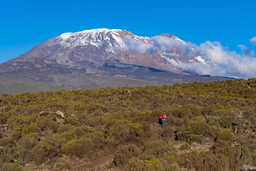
[56,28,128,50]
[195,56,206,64]
[112,33,125,47]
[60,33,72,40]
[160,54,179,66]
[81,28,110,33]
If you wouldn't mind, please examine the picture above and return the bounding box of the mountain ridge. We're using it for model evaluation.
[0,28,233,94]
[0,28,194,74]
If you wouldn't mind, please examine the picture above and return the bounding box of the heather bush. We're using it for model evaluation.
[53,129,77,146]
[220,116,232,128]
[22,123,38,134]
[177,117,217,143]
[18,133,39,150]
[143,140,175,158]
[109,119,143,144]
[125,158,164,171]
[179,143,191,151]
[36,114,58,133]
[187,134,204,144]
[84,131,107,149]
[113,144,141,166]
[216,129,234,142]
[75,126,92,138]
[17,147,34,163]
[61,137,93,158]
[0,113,8,124]
[66,115,80,126]
[213,145,253,170]
[32,141,59,164]
[57,123,71,134]
[195,153,229,171]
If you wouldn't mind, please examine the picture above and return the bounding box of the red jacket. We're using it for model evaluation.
[161,113,165,119]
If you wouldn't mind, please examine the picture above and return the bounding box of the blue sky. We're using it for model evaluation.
[0,0,256,64]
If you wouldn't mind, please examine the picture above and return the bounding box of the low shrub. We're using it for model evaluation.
[22,123,38,134]
[75,126,92,138]
[195,153,229,171]
[213,145,253,170]
[32,141,59,164]
[66,115,80,126]
[57,123,71,134]
[109,120,143,144]
[179,143,191,151]
[18,133,39,150]
[125,158,164,171]
[113,144,141,166]
[137,121,151,138]
[17,147,34,163]
[187,134,204,144]
[177,117,217,143]
[36,115,58,133]
[220,116,233,128]
[143,140,175,158]
[83,131,107,149]
[217,129,234,142]
[61,137,93,158]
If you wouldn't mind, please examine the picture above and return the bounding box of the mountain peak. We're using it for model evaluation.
[0,28,198,75]
[155,33,184,42]
[59,28,124,39]
[81,28,122,33]
[60,33,72,39]
[57,28,129,49]
[156,33,175,38]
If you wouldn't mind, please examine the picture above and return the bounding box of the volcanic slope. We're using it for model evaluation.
[0,29,231,94]
[0,79,255,170]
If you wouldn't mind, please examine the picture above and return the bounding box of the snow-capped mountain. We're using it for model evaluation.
[0,28,210,75]
[0,28,231,94]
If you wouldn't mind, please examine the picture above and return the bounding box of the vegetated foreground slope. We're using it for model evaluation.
[0,79,256,170]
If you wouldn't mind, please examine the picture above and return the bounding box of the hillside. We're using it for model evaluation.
[0,79,256,170]
[0,70,229,95]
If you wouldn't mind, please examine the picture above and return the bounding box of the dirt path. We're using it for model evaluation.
[148,122,163,141]
[23,152,117,171]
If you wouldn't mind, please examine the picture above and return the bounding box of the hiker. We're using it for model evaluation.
[161,113,166,128]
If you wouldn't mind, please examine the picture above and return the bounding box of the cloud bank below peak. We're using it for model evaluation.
[123,35,256,79]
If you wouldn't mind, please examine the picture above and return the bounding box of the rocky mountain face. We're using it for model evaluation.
[0,28,205,74]
[0,28,230,94]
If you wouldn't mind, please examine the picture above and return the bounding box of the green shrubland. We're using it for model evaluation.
[0,78,256,170]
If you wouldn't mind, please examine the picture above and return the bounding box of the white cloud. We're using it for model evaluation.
[178,63,227,76]
[150,36,196,57]
[122,35,256,78]
[250,36,256,46]
[123,36,154,53]
[180,42,256,78]
[238,45,254,56]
